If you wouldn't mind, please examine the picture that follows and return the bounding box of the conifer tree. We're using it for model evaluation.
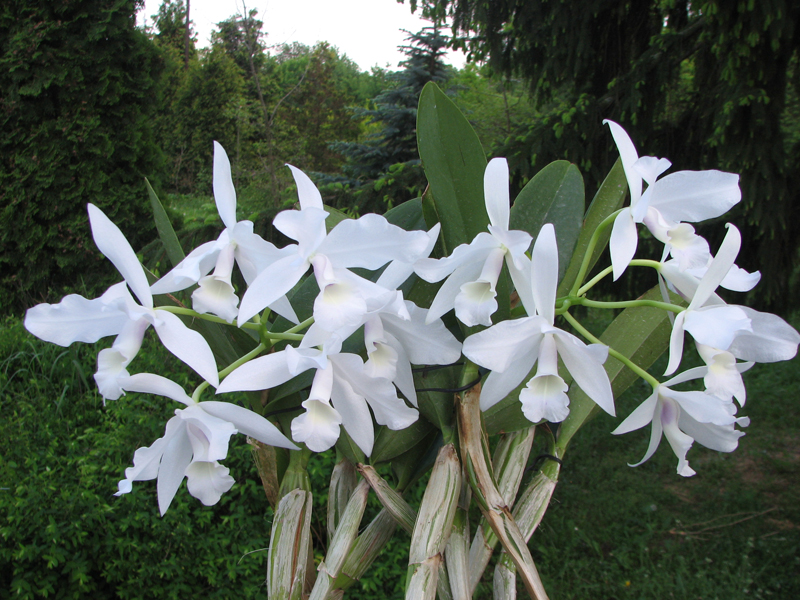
[327,26,453,212]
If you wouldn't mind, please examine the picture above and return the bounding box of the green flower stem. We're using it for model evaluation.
[573,297,684,313]
[561,312,660,390]
[283,316,315,335]
[568,209,622,297]
[576,259,662,296]
[158,305,261,331]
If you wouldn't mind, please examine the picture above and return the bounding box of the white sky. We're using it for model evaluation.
[136,0,466,71]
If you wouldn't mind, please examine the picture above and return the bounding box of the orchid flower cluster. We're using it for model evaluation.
[23,82,799,598]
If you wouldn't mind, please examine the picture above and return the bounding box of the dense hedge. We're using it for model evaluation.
[0,1,165,315]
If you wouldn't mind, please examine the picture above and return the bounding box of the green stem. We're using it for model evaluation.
[561,312,660,389]
[157,305,262,331]
[576,259,662,296]
[568,209,622,297]
[573,297,684,313]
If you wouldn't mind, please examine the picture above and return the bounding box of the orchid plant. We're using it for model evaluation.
[24,82,799,600]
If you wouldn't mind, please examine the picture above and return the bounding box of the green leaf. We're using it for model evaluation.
[557,158,627,297]
[324,205,351,232]
[392,430,443,492]
[371,417,436,464]
[337,428,366,466]
[383,198,426,232]
[509,160,584,282]
[413,364,458,433]
[555,285,682,452]
[417,82,488,256]
[145,178,184,267]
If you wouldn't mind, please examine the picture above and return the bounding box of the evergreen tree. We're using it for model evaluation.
[0,0,164,314]
[327,26,453,212]
[411,0,800,309]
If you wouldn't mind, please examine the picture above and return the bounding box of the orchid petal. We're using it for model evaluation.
[531,223,558,324]
[678,411,746,454]
[425,259,484,323]
[553,331,615,416]
[519,373,570,423]
[462,316,544,373]
[604,120,642,206]
[484,158,510,229]
[185,461,235,506]
[480,349,539,412]
[664,389,737,425]
[684,305,751,351]
[377,223,441,290]
[123,372,194,406]
[612,390,659,435]
[609,208,638,280]
[689,224,741,309]
[150,240,220,294]
[320,214,430,270]
[87,204,152,308]
[332,354,417,431]
[24,282,130,346]
[213,141,237,229]
[201,401,298,449]
[381,302,461,366]
[273,208,328,256]
[216,351,295,394]
[727,307,800,362]
[291,399,343,453]
[153,310,219,387]
[157,421,193,515]
[287,164,323,210]
[648,170,741,223]
[115,417,183,496]
[238,254,309,325]
[665,311,687,375]
[414,232,498,283]
[660,401,696,476]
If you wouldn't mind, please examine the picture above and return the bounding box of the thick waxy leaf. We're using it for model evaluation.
[371,418,436,464]
[146,178,185,267]
[417,82,488,256]
[323,205,350,232]
[413,364,459,433]
[509,161,584,282]
[393,430,443,492]
[556,286,682,452]
[558,158,627,297]
[384,198,427,232]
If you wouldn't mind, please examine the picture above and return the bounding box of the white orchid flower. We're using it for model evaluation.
[660,229,798,375]
[237,165,431,325]
[151,142,298,324]
[666,224,756,375]
[25,205,219,400]
[216,334,418,456]
[462,223,614,422]
[604,120,741,279]
[613,368,751,477]
[415,158,534,327]
[113,373,297,515]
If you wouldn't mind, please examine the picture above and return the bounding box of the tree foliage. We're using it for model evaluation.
[412,0,800,309]
[0,0,164,315]
[326,26,454,213]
